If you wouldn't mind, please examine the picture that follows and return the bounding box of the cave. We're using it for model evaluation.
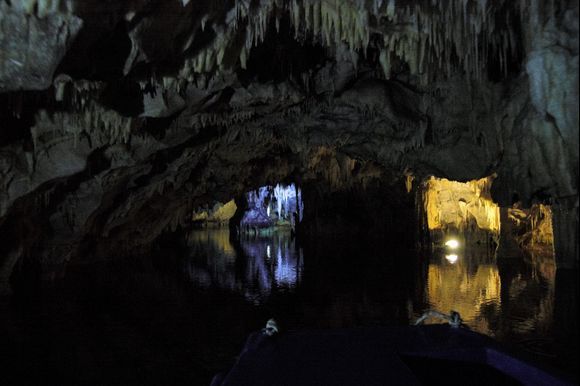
[0,0,578,385]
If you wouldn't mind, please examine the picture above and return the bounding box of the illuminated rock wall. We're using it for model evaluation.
[423,176,500,234]
[509,204,555,252]
[192,200,238,227]
[238,184,303,230]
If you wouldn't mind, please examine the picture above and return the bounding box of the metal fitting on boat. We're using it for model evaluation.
[262,318,279,336]
[414,310,463,328]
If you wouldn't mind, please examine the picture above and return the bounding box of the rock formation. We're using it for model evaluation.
[0,0,578,294]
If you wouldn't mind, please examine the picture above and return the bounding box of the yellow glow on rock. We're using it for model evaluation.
[423,175,500,234]
[192,200,237,223]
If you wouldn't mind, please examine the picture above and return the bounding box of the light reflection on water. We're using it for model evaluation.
[423,241,557,347]
[184,229,302,304]
[182,229,568,363]
[2,230,573,386]
[424,246,503,334]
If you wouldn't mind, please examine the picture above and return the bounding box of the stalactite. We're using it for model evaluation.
[423,175,500,234]
[33,98,132,152]
[405,173,414,193]
[6,0,527,152]
[6,0,73,17]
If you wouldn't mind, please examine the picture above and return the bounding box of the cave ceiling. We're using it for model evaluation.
[0,0,578,270]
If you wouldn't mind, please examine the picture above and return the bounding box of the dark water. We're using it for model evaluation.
[1,229,578,385]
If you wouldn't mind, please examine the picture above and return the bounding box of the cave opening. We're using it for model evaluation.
[421,175,501,259]
[421,175,556,262]
[190,182,304,233]
[237,183,304,235]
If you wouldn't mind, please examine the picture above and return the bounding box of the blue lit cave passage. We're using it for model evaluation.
[191,183,305,232]
[241,184,304,233]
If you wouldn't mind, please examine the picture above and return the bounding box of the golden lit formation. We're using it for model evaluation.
[423,176,500,234]
[192,200,238,226]
[508,204,554,249]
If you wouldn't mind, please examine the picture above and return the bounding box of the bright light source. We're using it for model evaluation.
[445,254,458,264]
[267,205,271,216]
[266,245,271,259]
[445,239,459,249]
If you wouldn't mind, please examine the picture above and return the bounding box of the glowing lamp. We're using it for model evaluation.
[445,239,459,249]
[445,254,458,264]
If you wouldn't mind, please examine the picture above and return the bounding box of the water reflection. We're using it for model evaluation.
[182,229,574,373]
[185,230,559,339]
[2,230,574,386]
[426,252,501,334]
[496,250,556,354]
[184,229,302,304]
[184,229,237,290]
[424,239,557,343]
[182,231,420,331]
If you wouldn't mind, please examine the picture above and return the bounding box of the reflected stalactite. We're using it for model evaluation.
[426,249,501,334]
[184,229,302,304]
[425,238,558,340]
[180,227,569,370]
[184,229,237,290]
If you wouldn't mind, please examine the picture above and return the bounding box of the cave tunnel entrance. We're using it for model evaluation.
[188,161,419,248]
[421,175,555,264]
[191,183,304,236]
[238,183,304,236]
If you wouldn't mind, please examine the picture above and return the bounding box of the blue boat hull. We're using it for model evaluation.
[212,325,573,386]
